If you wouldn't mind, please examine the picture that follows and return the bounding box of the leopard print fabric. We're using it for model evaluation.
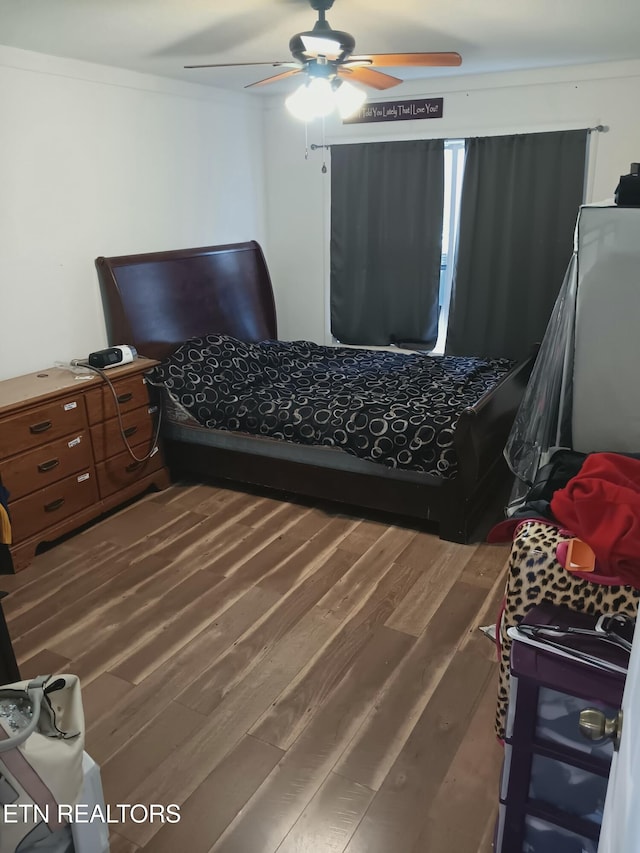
[496,519,640,740]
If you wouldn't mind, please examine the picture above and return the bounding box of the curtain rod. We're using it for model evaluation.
[312,126,606,149]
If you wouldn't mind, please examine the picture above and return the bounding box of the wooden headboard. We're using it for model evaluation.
[95,241,278,362]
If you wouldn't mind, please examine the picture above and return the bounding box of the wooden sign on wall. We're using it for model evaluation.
[344,97,443,125]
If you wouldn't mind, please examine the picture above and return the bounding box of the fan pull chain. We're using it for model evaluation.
[304,121,309,160]
[321,117,327,174]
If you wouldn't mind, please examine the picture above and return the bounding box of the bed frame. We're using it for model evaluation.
[95,241,535,542]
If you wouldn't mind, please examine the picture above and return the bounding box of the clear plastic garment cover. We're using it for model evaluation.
[504,203,640,511]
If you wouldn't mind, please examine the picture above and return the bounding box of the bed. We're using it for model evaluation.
[95,240,535,542]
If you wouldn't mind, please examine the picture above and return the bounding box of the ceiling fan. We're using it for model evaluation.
[185,0,461,117]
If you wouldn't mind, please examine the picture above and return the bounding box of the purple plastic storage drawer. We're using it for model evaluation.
[495,603,628,853]
[534,686,618,761]
[522,814,598,853]
[508,606,625,762]
[528,753,608,823]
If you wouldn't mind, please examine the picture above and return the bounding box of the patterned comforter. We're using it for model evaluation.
[146,335,514,479]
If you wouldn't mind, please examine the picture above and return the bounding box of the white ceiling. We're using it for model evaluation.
[2,0,640,93]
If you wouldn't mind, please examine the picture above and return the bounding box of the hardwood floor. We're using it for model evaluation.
[1,483,507,852]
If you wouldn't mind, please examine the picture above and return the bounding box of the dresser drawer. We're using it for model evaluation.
[90,405,159,462]
[96,444,164,499]
[85,374,151,425]
[0,396,87,459]
[1,432,92,501]
[10,470,99,542]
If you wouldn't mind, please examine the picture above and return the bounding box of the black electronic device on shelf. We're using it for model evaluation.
[615,162,640,206]
[87,345,137,369]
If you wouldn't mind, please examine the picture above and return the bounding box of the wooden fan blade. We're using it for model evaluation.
[245,68,304,88]
[185,60,294,69]
[337,66,402,90]
[348,52,462,68]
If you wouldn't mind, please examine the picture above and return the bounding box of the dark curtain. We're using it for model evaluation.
[330,139,444,347]
[446,129,587,360]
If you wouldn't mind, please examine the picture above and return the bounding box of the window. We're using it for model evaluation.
[434,140,465,353]
[329,138,465,353]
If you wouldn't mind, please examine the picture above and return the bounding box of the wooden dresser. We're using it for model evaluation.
[0,358,170,572]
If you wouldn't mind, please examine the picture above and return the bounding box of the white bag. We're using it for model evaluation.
[0,675,84,853]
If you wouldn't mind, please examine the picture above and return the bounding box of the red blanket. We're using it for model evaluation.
[551,452,640,588]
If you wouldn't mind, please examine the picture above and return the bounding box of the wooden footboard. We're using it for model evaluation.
[165,437,444,521]
[439,349,538,541]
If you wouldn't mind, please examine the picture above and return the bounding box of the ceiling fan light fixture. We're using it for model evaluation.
[332,80,366,119]
[184,0,463,105]
[285,77,335,121]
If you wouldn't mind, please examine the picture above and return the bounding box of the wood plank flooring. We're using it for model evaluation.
[1,482,506,852]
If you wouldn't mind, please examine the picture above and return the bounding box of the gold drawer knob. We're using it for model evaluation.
[579,708,623,750]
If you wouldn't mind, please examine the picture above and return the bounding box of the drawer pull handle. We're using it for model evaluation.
[125,461,142,473]
[44,498,65,513]
[30,420,52,434]
[123,426,138,438]
[38,458,60,473]
[579,708,623,750]
[117,392,133,404]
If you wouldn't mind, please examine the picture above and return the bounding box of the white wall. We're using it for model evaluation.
[263,58,640,345]
[3,49,639,375]
[0,46,267,380]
